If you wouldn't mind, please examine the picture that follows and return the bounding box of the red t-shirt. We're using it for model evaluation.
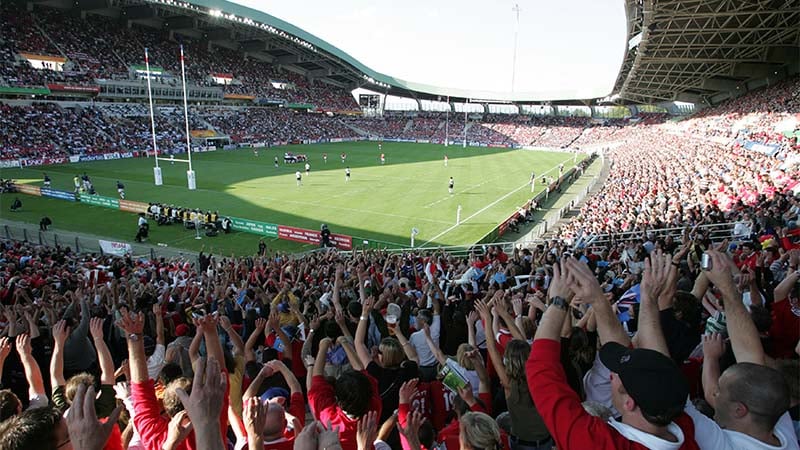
[527,339,699,450]
[132,377,229,450]
[769,299,800,359]
[308,371,382,450]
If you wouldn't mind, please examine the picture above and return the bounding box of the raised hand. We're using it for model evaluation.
[116,311,145,335]
[15,333,32,355]
[356,410,378,450]
[267,311,280,331]
[318,420,342,450]
[474,300,491,323]
[53,320,70,347]
[702,333,725,361]
[702,250,737,292]
[242,396,267,439]
[0,337,11,361]
[219,315,232,332]
[89,317,105,341]
[547,259,572,300]
[641,249,671,302]
[255,317,267,331]
[175,356,227,431]
[565,258,605,304]
[112,381,130,401]
[65,383,123,450]
[466,311,478,326]
[396,410,425,450]
[399,378,418,405]
[164,410,193,450]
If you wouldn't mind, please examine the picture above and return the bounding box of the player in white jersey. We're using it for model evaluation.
[305,162,310,176]
[380,153,385,165]
[296,171,302,186]
[449,177,454,194]
[345,167,351,182]
[444,155,448,167]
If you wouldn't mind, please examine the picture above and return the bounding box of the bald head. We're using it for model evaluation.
[719,363,789,431]
[263,403,287,437]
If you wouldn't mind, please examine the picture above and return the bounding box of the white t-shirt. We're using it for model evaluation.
[409,314,441,366]
[685,401,800,450]
[146,343,166,380]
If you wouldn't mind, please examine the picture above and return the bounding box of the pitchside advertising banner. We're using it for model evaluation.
[41,187,76,202]
[15,184,41,196]
[277,225,353,250]
[230,217,278,237]
[79,194,120,209]
[98,239,132,256]
[119,200,148,214]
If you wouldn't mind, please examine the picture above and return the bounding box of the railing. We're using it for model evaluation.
[0,221,198,263]
[337,221,742,259]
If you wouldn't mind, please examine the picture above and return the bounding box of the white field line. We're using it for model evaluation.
[424,179,493,208]
[418,156,574,247]
[260,196,452,225]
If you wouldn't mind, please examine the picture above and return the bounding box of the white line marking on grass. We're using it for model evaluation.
[418,156,574,247]
[424,179,493,208]
[261,196,452,225]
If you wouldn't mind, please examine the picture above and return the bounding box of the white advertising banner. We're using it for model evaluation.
[98,239,132,256]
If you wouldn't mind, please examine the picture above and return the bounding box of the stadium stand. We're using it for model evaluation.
[1,2,799,449]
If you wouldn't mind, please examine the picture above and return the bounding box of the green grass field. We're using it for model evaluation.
[2,142,581,254]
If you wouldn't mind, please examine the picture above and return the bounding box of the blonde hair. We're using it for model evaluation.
[65,373,95,404]
[379,337,405,368]
[459,412,500,450]
[456,343,476,371]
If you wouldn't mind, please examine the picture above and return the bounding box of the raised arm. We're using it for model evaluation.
[195,315,225,371]
[0,338,10,386]
[117,312,148,383]
[15,334,45,400]
[220,315,245,356]
[50,320,70,387]
[634,250,670,356]
[354,297,373,368]
[423,324,448,366]
[394,324,418,363]
[566,257,631,347]
[90,318,115,385]
[703,251,765,365]
[701,333,725,408]
[153,303,165,347]
[773,269,799,303]
[475,299,510,389]
[267,359,303,395]
[244,318,266,363]
[313,337,333,377]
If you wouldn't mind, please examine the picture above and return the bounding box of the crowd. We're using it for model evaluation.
[555,126,800,244]
[0,4,358,111]
[1,167,799,450]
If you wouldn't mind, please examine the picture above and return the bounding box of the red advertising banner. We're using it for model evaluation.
[277,225,352,250]
[47,84,100,94]
[119,199,148,214]
[14,184,42,196]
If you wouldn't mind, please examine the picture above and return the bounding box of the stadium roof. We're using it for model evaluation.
[610,0,800,106]
[41,0,800,106]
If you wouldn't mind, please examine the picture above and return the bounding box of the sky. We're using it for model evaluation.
[229,0,627,100]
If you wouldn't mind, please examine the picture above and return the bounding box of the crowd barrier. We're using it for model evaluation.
[0,221,196,263]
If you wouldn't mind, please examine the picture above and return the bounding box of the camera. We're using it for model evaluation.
[700,253,712,271]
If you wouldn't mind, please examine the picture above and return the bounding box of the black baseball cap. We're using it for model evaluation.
[600,342,688,419]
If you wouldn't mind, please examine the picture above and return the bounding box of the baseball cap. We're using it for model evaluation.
[175,324,189,337]
[260,387,289,404]
[599,342,688,419]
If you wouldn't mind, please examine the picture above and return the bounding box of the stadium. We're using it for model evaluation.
[0,0,799,449]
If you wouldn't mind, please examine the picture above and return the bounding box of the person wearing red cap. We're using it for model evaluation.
[527,256,699,450]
